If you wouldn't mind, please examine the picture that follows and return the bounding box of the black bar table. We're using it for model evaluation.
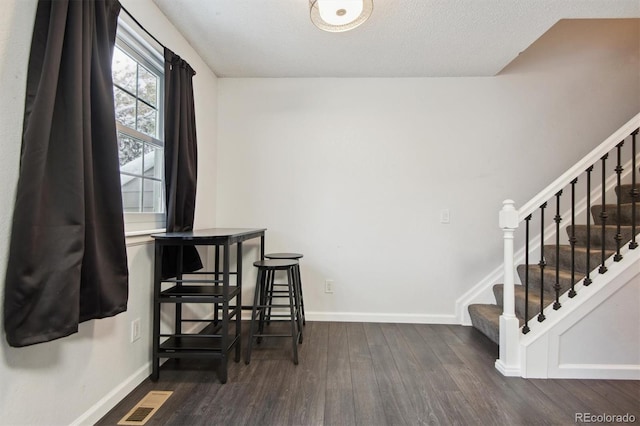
[151,228,266,383]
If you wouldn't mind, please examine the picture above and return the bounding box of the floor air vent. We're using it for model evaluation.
[117,390,173,425]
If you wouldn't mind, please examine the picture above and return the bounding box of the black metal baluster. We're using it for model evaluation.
[631,129,638,250]
[538,203,547,322]
[523,215,531,334]
[614,141,624,262]
[599,154,608,274]
[553,191,562,310]
[584,166,593,286]
[569,178,578,298]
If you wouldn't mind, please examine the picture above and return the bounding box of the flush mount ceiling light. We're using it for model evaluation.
[310,0,373,32]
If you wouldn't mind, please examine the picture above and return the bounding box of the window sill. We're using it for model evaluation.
[125,228,165,247]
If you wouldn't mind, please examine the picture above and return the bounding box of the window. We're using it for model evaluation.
[113,18,165,233]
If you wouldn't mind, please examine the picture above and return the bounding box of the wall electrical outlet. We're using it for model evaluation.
[131,318,141,342]
[325,279,334,294]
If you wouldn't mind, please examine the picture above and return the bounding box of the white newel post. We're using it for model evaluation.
[495,199,521,376]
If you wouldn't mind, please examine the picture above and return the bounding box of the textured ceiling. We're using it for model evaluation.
[153,0,640,78]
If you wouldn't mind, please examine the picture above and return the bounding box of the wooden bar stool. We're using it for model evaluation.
[246,259,302,365]
[264,253,306,326]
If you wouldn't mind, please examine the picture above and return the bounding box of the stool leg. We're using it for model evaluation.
[295,263,306,327]
[245,268,263,365]
[265,268,275,325]
[287,267,299,365]
[292,264,303,344]
[257,269,269,344]
[259,269,272,337]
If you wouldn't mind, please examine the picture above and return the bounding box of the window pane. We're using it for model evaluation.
[121,174,142,212]
[117,133,145,170]
[137,101,157,137]
[112,48,137,93]
[138,66,158,107]
[144,146,164,179]
[114,87,136,128]
[142,179,164,213]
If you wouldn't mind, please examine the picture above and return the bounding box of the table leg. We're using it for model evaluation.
[235,242,243,363]
[175,245,183,335]
[219,242,230,383]
[151,242,162,381]
[217,361,228,384]
[214,245,220,326]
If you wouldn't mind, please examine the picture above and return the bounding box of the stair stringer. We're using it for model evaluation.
[519,246,640,379]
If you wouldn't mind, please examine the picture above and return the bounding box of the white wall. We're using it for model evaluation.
[0,0,218,424]
[216,19,640,323]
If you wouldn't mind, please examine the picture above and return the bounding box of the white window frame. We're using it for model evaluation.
[114,16,166,234]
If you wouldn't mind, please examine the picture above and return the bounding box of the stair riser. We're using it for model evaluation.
[516,264,578,296]
[493,285,539,322]
[615,184,638,204]
[543,245,611,275]
[591,204,639,226]
[468,304,501,345]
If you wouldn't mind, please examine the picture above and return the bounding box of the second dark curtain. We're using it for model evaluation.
[162,49,202,278]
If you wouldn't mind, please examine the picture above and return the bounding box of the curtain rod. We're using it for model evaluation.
[119,4,197,76]
[120,5,167,51]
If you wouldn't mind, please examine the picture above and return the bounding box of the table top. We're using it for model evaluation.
[151,228,266,243]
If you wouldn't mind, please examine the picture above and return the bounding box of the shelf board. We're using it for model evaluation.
[158,335,240,357]
[159,285,240,302]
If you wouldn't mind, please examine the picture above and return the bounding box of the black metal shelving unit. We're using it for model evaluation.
[150,228,265,384]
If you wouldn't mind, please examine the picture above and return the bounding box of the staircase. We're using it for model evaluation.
[467,182,639,345]
[463,113,640,379]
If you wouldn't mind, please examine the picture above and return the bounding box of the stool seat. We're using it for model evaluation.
[265,253,304,260]
[253,259,298,269]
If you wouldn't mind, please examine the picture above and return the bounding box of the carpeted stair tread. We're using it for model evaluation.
[615,184,638,204]
[543,244,615,275]
[591,203,640,225]
[493,284,540,322]
[516,264,578,294]
[468,304,502,345]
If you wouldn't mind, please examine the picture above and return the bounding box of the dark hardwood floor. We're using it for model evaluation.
[97,322,640,425]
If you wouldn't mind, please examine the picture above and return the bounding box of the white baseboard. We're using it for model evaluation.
[495,359,522,377]
[304,311,458,324]
[71,363,151,426]
[551,363,640,380]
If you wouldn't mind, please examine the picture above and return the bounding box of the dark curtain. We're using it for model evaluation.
[4,0,128,347]
[161,48,202,279]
